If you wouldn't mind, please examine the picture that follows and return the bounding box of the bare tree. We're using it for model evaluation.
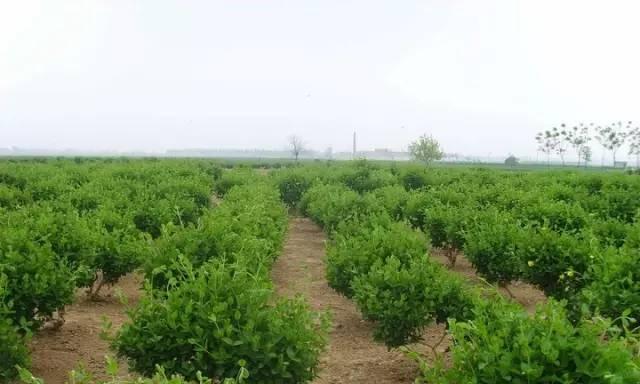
[535,130,558,166]
[596,122,631,166]
[628,125,640,167]
[562,123,592,166]
[288,135,305,161]
[580,146,592,167]
[553,125,569,166]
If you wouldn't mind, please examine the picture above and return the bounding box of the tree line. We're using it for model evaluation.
[536,122,640,167]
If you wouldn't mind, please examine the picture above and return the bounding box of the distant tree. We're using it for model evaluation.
[408,135,444,165]
[562,123,592,166]
[580,146,592,167]
[596,122,630,166]
[552,125,569,166]
[535,130,558,166]
[324,146,333,160]
[504,155,519,167]
[288,135,305,161]
[628,125,640,167]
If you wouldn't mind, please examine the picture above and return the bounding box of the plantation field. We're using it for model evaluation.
[2,158,640,383]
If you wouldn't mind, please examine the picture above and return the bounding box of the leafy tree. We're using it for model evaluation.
[504,155,519,167]
[580,145,592,167]
[628,125,640,167]
[596,122,631,166]
[535,130,558,165]
[288,135,305,161]
[408,135,444,165]
[552,125,569,165]
[563,123,592,166]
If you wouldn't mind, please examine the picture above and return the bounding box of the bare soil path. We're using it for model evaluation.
[28,273,142,383]
[271,217,420,384]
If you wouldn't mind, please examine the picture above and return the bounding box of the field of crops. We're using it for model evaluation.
[2,158,640,383]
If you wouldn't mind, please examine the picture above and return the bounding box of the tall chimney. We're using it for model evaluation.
[353,131,357,159]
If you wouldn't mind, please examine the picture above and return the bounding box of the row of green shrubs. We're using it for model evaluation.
[112,182,329,384]
[0,160,218,380]
[296,179,640,382]
[0,160,326,383]
[300,183,474,347]
[274,163,640,319]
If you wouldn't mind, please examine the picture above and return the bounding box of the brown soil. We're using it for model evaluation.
[430,249,547,313]
[271,217,443,384]
[28,273,143,383]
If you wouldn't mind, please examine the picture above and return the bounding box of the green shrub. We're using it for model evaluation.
[115,261,328,383]
[352,257,474,348]
[516,200,589,233]
[589,218,631,248]
[145,184,286,289]
[213,169,255,197]
[421,201,470,266]
[400,167,432,190]
[0,228,75,329]
[520,227,593,299]
[274,171,315,207]
[365,185,410,220]
[339,162,396,193]
[301,184,383,231]
[17,356,249,384]
[579,246,640,328]
[327,221,428,297]
[416,299,640,383]
[0,274,30,381]
[404,191,434,229]
[463,211,526,287]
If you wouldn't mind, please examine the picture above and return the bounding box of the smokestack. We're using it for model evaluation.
[353,131,357,159]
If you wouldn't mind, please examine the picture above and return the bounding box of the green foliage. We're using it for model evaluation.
[301,184,384,231]
[326,221,428,297]
[145,184,287,289]
[0,274,30,381]
[213,169,255,197]
[17,355,249,384]
[408,135,444,165]
[115,261,328,383]
[422,201,468,252]
[463,211,526,286]
[589,218,631,248]
[0,226,75,329]
[580,247,640,328]
[338,162,396,193]
[520,227,593,299]
[274,171,314,206]
[516,200,589,233]
[504,155,519,166]
[365,185,410,220]
[399,166,433,190]
[404,191,435,228]
[417,299,640,383]
[352,257,475,348]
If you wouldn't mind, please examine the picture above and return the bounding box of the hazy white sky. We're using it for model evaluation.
[1,1,639,158]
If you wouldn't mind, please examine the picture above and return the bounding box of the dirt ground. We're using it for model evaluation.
[430,250,547,313]
[271,217,445,384]
[28,274,142,383]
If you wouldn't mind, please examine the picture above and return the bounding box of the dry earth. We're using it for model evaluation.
[272,217,432,384]
[29,274,142,383]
